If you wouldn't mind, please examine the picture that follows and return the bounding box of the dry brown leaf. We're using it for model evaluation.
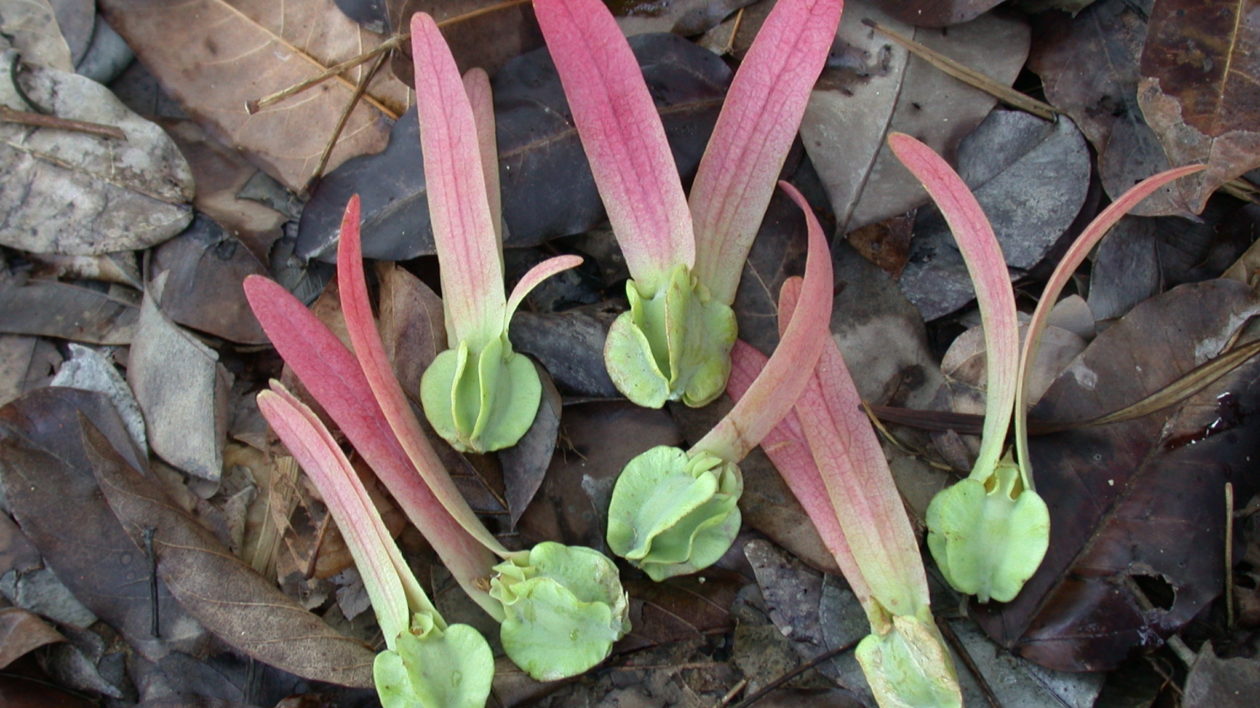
[99,0,410,191]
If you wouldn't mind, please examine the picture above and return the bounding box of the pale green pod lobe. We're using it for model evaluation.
[490,542,630,681]
[374,614,494,708]
[604,263,737,409]
[925,454,1050,603]
[606,446,742,581]
[420,335,541,453]
[855,615,961,708]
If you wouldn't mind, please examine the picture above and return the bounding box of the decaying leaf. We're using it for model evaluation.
[0,279,138,345]
[974,279,1260,671]
[99,0,407,191]
[880,0,1006,27]
[899,109,1091,320]
[0,335,58,407]
[1,0,73,70]
[0,607,65,669]
[50,343,146,453]
[1137,0,1260,212]
[800,0,1029,232]
[85,419,377,688]
[0,387,207,660]
[149,216,270,345]
[127,289,231,481]
[298,32,730,261]
[0,51,193,255]
[1184,642,1260,706]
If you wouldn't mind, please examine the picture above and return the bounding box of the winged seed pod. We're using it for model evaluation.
[257,386,492,708]
[242,15,631,682]
[412,12,581,453]
[605,183,834,580]
[888,133,1204,603]
[729,282,960,707]
[534,0,844,408]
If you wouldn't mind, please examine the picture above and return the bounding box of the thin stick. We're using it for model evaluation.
[302,49,389,196]
[141,526,160,637]
[730,642,853,708]
[1226,482,1236,630]
[862,19,1057,121]
[0,105,126,140]
[248,0,532,113]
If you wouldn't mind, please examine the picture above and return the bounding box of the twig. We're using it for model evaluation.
[248,0,532,114]
[862,18,1058,121]
[1226,482,1236,630]
[730,642,853,708]
[301,48,389,196]
[0,105,126,140]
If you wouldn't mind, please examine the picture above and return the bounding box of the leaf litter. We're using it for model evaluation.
[1,0,1260,704]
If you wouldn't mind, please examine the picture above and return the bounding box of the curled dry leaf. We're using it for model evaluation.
[99,0,407,192]
[800,0,1029,232]
[974,280,1260,671]
[127,290,231,481]
[0,51,193,255]
[1138,0,1260,213]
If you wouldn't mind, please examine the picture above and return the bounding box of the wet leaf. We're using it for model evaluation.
[0,51,193,255]
[880,0,1006,27]
[0,279,138,345]
[801,0,1029,232]
[974,280,1260,671]
[98,0,407,191]
[1137,0,1260,212]
[85,420,378,688]
[899,110,1091,320]
[298,32,730,261]
[127,290,231,481]
[0,387,206,659]
[149,216,270,345]
[0,607,65,669]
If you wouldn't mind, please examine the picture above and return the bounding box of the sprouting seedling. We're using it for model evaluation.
[241,14,631,681]
[728,284,961,707]
[257,385,492,708]
[533,0,844,409]
[412,11,582,453]
[888,132,1204,603]
[605,183,834,581]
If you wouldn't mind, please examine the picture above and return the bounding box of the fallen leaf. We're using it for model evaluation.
[497,365,561,528]
[337,0,388,33]
[879,0,1006,27]
[98,0,407,191]
[1184,642,1260,705]
[49,0,95,67]
[1,0,73,70]
[162,119,288,261]
[127,289,231,481]
[0,607,65,669]
[800,0,1029,232]
[297,32,730,261]
[614,0,756,35]
[375,262,445,394]
[974,279,1260,671]
[50,343,146,452]
[0,279,138,345]
[386,0,543,84]
[0,387,207,660]
[1137,0,1260,212]
[508,306,620,398]
[621,569,741,649]
[0,335,58,407]
[85,420,377,688]
[0,52,193,255]
[23,252,142,288]
[898,109,1091,320]
[0,674,97,708]
[149,216,270,345]
[516,400,681,550]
